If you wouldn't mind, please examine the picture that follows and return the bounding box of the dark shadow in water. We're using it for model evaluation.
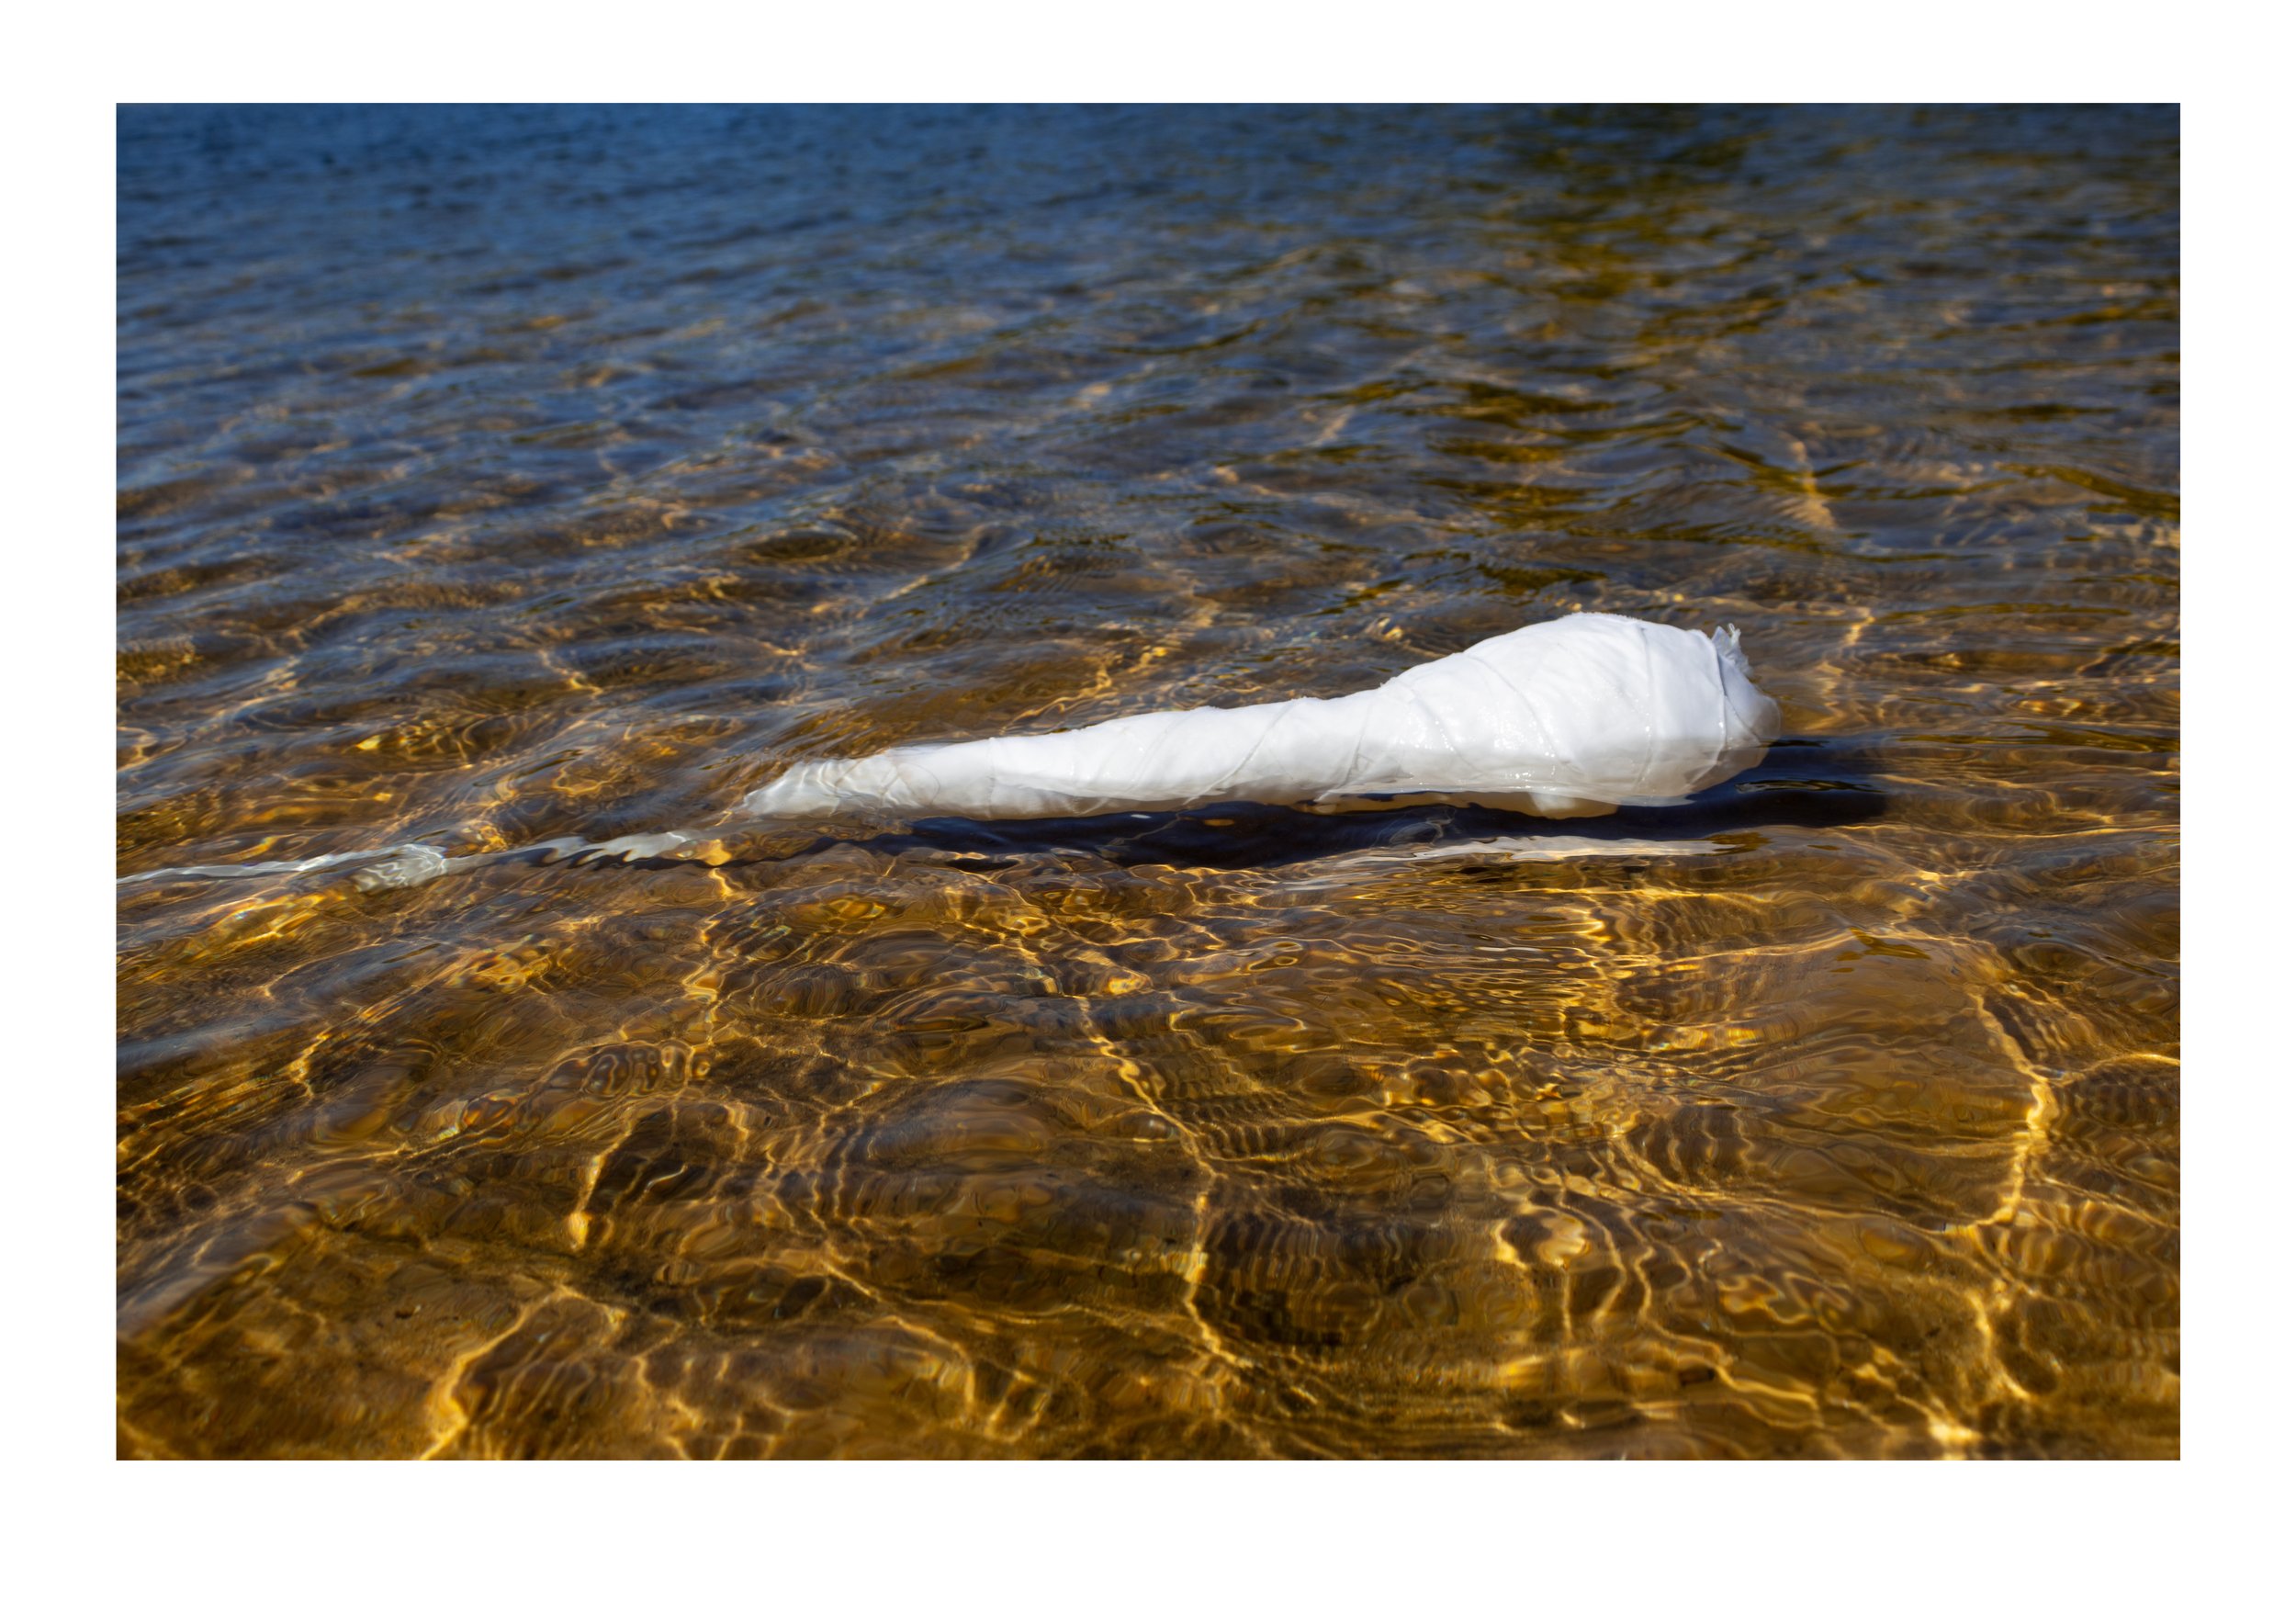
[741,738,1888,874]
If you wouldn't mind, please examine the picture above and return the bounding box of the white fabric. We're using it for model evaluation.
[743,612,1781,821]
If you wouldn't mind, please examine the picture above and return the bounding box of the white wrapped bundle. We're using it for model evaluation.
[745,612,1781,822]
[118,611,1781,896]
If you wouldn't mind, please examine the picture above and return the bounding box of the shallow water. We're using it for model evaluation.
[117,106,2178,1459]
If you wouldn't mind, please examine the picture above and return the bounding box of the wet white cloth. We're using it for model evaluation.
[743,612,1781,821]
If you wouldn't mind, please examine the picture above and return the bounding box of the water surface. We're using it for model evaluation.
[118,106,2178,1458]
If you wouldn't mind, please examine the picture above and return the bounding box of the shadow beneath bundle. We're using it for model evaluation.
[816,738,1886,874]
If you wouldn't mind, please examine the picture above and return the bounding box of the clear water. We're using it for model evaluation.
[118,105,2178,1458]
